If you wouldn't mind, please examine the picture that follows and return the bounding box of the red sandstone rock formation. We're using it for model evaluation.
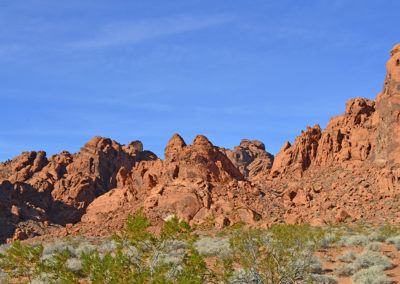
[1,43,400,243]
[79,134,270,235]
[259,43,400,225]
[0,137,156,242]
[222,139,274,179]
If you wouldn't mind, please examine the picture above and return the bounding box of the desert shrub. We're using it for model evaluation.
[309,273,338,284]
[351,265,390,284]
[332,264,355,276]
[31,272,57,284]
[81,209,211,283]
[365,242,381,252]
[309,256,323,274]
[194,237,230,257]
[159,240,187,265]
[368,231,382,242]
[222,224,324,283]
[338,234,369,247]
[385,235,400,245]
[74,242,97,257]
[352,251,392,270]
[66,258,83,272]
[321,232,337,248]
[98,239,117,253]
[395,242,400,251]
[35,248,80,283]
[0,271,8,283]
[0,243,11,255]
[336,249,358,263]
[377,224,399,241]
[0,241,43,283]
[42,241,76,258]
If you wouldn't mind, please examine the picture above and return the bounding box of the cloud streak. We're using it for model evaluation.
[71,14,234,49]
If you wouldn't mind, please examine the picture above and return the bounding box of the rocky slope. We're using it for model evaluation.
[1,43,400,243]
[0,137,156,243]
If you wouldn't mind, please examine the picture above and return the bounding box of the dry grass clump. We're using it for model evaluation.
[41,241,76,258]
[352,250,392,270]
[98,239,117,253]
[337,234,369,247]
[385,235,400,250]
[194,237,230,256]
[66,258,83,272]
[332,264,356,276]
[336,249,358,263]
[351,265,390,284]
[365,241,381,252]
[74,242,98,257]
[321,232,337,248]
[309,256,323,274]
[309,273,338,284]
[334,249,393,278]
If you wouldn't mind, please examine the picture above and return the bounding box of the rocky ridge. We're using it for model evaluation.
[1,43,400,243]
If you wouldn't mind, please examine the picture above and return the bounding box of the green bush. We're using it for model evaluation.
[0,241,43,283]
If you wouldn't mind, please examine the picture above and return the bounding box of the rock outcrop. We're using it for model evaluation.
[222,139,274,179]
[259,43,400,225]
[80,135,272,235]
[0,137,156,243]
[1,43,400,243]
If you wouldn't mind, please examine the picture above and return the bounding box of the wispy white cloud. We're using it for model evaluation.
[71,14,234,49]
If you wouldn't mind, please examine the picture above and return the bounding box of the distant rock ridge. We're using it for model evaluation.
[0,137,157,243]
[222,139,274,179]
[1,43,400,243]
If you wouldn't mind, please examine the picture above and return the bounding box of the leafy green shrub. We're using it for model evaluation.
[336,249,358,263]
[35,248,80,283]
[351,265,390,284]
[80,209,211,283]
[0,241,43,283]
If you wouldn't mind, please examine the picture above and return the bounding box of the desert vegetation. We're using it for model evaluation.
[0,209,337,284]
[2,213,400,283]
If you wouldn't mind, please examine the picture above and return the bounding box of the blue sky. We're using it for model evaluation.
[1,1,399,161]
